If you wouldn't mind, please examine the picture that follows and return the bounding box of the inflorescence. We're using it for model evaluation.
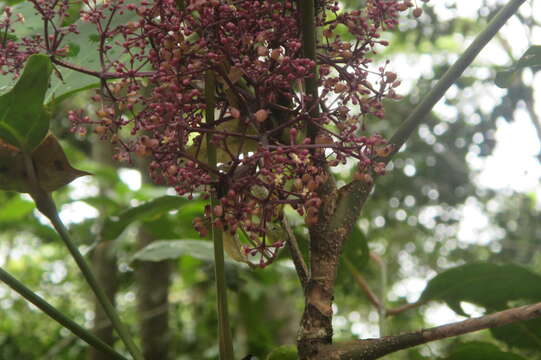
[1,0,427,267]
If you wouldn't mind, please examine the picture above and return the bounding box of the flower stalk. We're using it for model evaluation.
[206,70,235,360]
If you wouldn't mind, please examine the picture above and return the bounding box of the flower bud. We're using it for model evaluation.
[94,126,107,135]
[334,83,347,93]
[385,71,397,83]
[230,107,241,119]
[315,133,333,145]
[255,109,269,123]
[213,205,223,217]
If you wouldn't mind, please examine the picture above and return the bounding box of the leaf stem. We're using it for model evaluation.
[283,217,309,289]
[0,266,127,360]
[205,70,235,360]
[35,195,143,360]
[22,154,143,360]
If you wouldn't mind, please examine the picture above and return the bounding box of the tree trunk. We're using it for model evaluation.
[136,227,171,360]
[89,241,118,360]
[89,143,119,360]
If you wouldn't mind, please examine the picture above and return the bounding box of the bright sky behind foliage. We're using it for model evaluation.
[403,0,540,338]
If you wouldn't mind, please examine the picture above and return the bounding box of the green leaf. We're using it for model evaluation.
[445,341,526,360]
[335,225,369,292]
[494,69,516,89]
[341,225,369,270]
[0,2,44,95]
[266,345,298,360]
[490,318,541,350]
[495,45,541,88]
[0,195,34,222]
[419,263,541,316]
[132,239,242,265]
[0,54,52,151]
[65,43,81,58]
[1,0,26,6]
[61,0,83,27]
[44,3,144,105]
[0,1,144,105]
[101,196,189,241]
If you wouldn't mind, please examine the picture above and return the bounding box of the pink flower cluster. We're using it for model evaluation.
[5,0,427,266]
[0,7,40,76]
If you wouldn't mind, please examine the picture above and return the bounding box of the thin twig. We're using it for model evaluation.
[51,57,154,80]
[344,258,381,310]
[345,255,423,317]
[386,301,423,317]
[283,217,309,289]
[319,301,541,360]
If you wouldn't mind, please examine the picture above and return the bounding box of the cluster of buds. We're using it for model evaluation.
[242,240,285,269]
[4,0,429,266]
[0,7,40,76]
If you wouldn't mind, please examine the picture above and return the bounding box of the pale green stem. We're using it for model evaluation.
[205,70,235,360]
[22,154,143,360]
[0,267,127,360]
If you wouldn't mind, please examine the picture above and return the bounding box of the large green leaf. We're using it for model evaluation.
[132,239,241,266]
[61,0,83,27]
[45,1,145,105]
[419,263,541,316]
[445,341,526,360]
[141,200,205,240]
[0,54,52,151]
[495,45,541,88]
[101,196,189,241]
[0,0,26,5]
[490,318,541,350]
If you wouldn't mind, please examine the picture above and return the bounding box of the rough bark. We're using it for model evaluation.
[296,0,526,358]
[297,180,372,360]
